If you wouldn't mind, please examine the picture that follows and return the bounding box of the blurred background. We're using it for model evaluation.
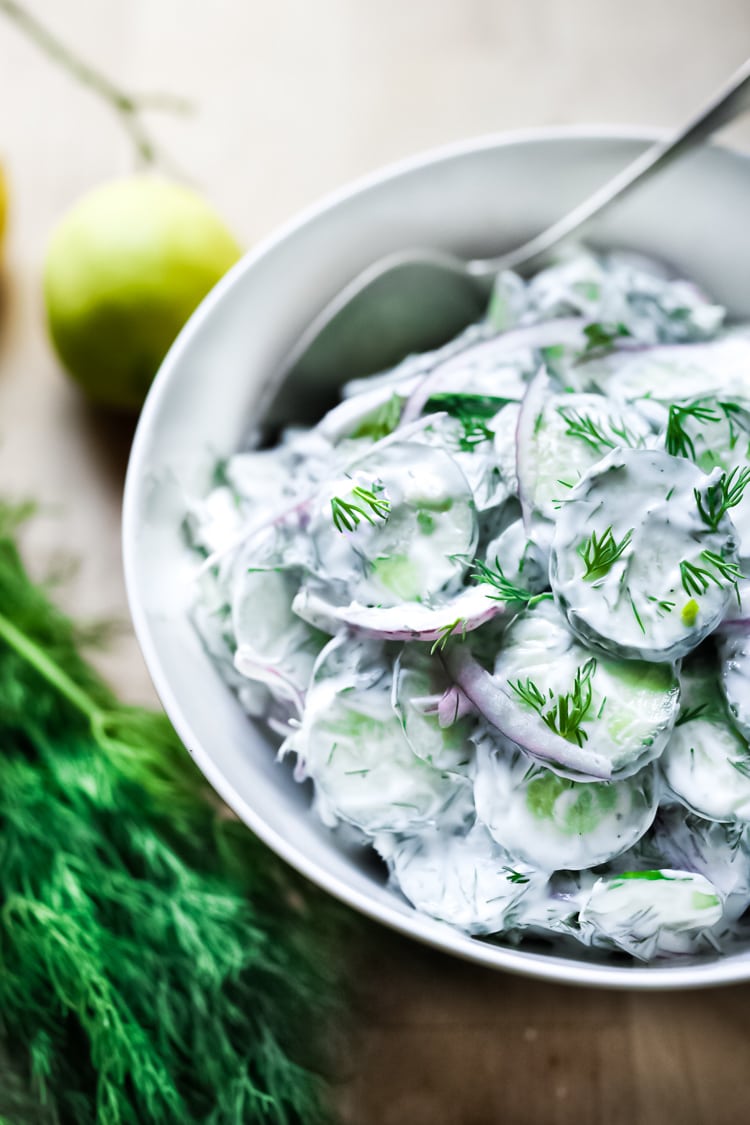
[1,3,749,1122]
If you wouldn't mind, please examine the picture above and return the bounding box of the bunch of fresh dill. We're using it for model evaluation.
[0,505,347,1125]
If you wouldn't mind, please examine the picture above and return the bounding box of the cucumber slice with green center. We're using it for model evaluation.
[382,823,541,935]
[291,637,468,835]
[661,708,750,824]
[473,732,658,871]
[518,383,653,532]
[308,441,477,608]
[579,870,723,960]
[414,404,520,512]
[637,808,750,920]
[551,448,740,661]
[483,519,549,596]
[493,601,679,777]
[584,333,750,405]
[657,393,750,551]
[231,568,324,709]
[718,626,750,739]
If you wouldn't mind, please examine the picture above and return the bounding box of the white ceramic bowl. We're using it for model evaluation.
[123,127,750,989]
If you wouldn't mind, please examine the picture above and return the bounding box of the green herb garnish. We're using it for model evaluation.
[472,558,551,607]
[580,321,631,356]
[578,526,633,582]
[556,406,642,453]
[330,482,391,533]
[426,393,513,419]
[679,551,743,599]
[647,595,675,617]
[675,703,709,727]
[430,618,465,655]
[718,400,750,449]
[502,867,530,885]
[694,466,750,531]
[509,658,598,748]
[665,397,721,459]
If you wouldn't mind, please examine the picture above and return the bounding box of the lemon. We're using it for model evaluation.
[43,176,241,410]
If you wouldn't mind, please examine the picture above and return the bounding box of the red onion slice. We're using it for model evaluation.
[437,684,475,728]
[400,318,587,426]
[292,583,505,641]
[443,646,614,780]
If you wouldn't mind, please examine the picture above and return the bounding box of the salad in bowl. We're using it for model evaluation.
[185,249,750,964]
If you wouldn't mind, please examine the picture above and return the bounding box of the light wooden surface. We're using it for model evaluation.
[2,3,750,1122]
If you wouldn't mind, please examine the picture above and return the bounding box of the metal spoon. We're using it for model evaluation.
[260,57,750,432]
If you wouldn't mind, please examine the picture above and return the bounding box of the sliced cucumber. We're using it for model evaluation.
[718,626,750,739]
[483,519,549,595]
[288,637,469,834]
[517,376,653,538]
[473,731,658,871]
[654,393,750,552]
[305,441,477,609]
[381,822,542,935]
[391,645,476,772]
[551,448,740,661]
[639,807,750,922]
[231,567,324,711]
[583,332,750,404]
[514,870,596,941]
[579,870,723,960]
[411,406,519,514]
[492,600,679,778]
[661,704,750,823]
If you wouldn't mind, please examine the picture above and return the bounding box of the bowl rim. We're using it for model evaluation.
[123,124,750,990]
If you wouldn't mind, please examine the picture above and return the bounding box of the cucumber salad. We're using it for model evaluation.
[187,250,750,964]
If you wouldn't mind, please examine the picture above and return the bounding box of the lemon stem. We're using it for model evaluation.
[0,0,190,166]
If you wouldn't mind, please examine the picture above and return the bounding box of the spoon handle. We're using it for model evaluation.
[474,56,750,276]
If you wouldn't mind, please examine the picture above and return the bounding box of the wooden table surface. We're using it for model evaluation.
[2,3,750,1122]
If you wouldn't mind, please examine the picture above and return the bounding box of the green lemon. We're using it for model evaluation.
[43,176,241,409]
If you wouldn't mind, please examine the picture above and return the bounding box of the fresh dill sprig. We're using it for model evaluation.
[455,416,494,450]
[675,703,709,727]
[509,658,598,748]
[580,321,631,356]
[731,757,750,780]
[330,482,391,533]
[472,558,551,606]
[694,466,750,531]
[628,592,646,635]
[502,867,530,885]
[557,406,641,454]
[425,393,509,451]
[679,551,743,598]
[665,397,721,460]
[430,618,465,655]
[718,401,750,450]
[578,526,633,582]
[647,595,675,617]
[427,393,513,420]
